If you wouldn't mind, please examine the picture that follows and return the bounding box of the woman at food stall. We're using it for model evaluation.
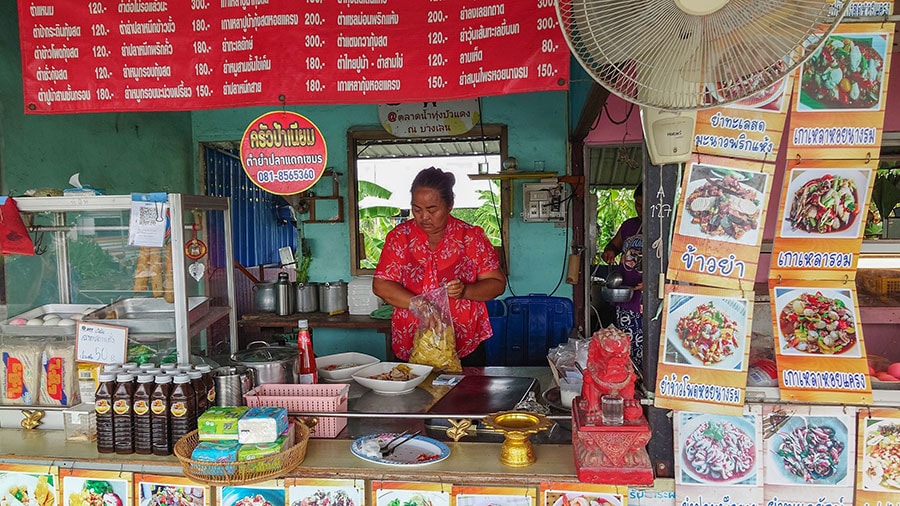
[601,182,644,369]
[373,167,507,366]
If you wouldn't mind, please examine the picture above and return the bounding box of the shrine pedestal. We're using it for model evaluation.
[572,398,654,485]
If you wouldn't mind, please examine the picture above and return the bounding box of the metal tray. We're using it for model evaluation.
[82,297,211,333]
[0,304,98,336]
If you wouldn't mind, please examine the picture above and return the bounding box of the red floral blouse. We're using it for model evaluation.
[374,216,501,359]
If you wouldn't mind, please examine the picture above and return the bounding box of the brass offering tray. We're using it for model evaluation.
[482,410,552,467]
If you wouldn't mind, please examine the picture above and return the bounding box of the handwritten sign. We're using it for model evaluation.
[76,322,128,365]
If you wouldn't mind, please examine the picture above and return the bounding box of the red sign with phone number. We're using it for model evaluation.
[17,1,570,114]
[240,111,327,195]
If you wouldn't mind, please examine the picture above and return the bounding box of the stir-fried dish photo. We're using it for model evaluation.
[773,421,845,483]
[865,421,900,490]
[682,418,756,483]
[674,302,741,366]
[801,35,884,109]
[779,291,856,355]
[686,175,761,240]
[787,174,858,234]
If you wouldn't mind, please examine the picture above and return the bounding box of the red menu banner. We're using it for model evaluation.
[17,1,570,114]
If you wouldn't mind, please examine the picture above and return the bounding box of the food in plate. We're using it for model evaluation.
[2,475,55,506]
[386,495,431,506]
[686,176,760,240]
[802,36,883,109]
[233,495,273,506]
[865,422,900,489]
[556,495,617,506]
[144,486,196,506]
[292,490,354,506]
[324,363,360,371]
[369,364,417,381]
[774,422,844,482]
[68,481,122,506]
[787,174,858,234]
[683,419,755,482]
[779,291,856,354]
[674,301,740,366]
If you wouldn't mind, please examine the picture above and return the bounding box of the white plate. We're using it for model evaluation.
[317,352,380,382]
[350,433,450,466]
[772,287,860,358]
[663,293,748,371]
[765,415,850,486]
[0,471,57,506]
[351,362,432,395]
[679,413,758,485]
[678,166,765,246]
[862,419,900,491]
[550,492,623,506]
[779,168,873,239]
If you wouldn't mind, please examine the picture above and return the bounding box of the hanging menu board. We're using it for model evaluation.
[17,0,570,114]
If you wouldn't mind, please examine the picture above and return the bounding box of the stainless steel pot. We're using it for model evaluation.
[253,281,276,312]
[214,365,257,406]
[294,282,319,313]
[230,341,298,384]
[319,280,348,313]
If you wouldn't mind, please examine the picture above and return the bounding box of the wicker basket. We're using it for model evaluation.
[244,383,349,438]
[173,419,309,486]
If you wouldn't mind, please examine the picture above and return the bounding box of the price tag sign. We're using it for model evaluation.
[75,322,129,365]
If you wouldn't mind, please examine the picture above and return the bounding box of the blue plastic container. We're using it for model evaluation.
[484,299,507,366]
[503,295,574,366]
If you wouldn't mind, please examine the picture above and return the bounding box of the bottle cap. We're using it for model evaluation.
[98,372,117,383]
[137,374,155,383]
[173,374,191,384]
[298,319,309,327]
[139,363,156,370]
[154,374,173,384]
[159,363,177,370]
[122,362,138,369]
[188,370,203,379]
[196,365,212,373]
[116,373,135,383]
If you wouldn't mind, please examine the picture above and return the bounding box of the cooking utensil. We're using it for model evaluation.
[294,282,319,313]
[383,430,422,456]
[319,280,348,313]
[214,365,257,406]
[253,281,276,312]
[231,341,298,385]
[605,270,624,288]
[601,286,634,303]
[378,430,409,455]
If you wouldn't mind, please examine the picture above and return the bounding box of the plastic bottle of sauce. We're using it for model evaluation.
[169,373,196,443]
[150,374,173,456]
[94,372,116,453]
[297,319,318,383]
[132,373,154,454]
[188,370,209,415]
[112,372,135,454]
[196,364,216,407]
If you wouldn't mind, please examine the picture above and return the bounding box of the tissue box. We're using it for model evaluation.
[198,406,248,441]
[191,440,240,475]
[236,431,292,472]
[238,406,288,444]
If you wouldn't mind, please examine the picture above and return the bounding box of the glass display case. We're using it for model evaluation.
[1,194,236,364]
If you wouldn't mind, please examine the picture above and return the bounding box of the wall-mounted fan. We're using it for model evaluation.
[556,0,850,164]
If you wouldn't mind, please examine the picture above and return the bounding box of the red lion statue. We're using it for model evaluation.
[581,326,643,422]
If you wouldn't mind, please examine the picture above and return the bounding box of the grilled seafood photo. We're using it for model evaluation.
[801,35,885,110]
[771,418,847,484]
[674,301,740,366]
[681,416,756,484]
[686,175,761,241]
[787,174,858,234]
[778,291,856,355]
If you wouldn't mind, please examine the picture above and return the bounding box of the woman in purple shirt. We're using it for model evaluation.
[601,183,644,369]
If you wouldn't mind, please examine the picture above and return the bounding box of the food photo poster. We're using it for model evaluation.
[655,285,753,416]
[134,474,207,506]
[668,157,773,290]
[857,408,900,506]
[220,482,285,506]
[452,485,535,506]
[60,469,132,506]
[674,410,763,506]
[0,464,58,506]
[762,405,856,505]
[371,481,450,506]
[538,482,626,506]
[287,478,365,506]
[768,279,872,404]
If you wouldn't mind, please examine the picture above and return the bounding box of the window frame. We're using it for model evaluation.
[347,124,509,276]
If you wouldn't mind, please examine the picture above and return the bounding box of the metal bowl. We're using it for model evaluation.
[601,286,634,303]
[605,270,625,288]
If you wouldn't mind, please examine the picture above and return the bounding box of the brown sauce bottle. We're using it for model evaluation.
[94,372,116,454]
[150,374,173,456]
[132,373,154,454]
[112,372,135,454]
[169,373,196,443]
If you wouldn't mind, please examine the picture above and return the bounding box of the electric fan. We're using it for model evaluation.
[556,0,851,164]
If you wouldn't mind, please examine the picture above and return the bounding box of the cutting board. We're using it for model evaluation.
[427,375,537,415]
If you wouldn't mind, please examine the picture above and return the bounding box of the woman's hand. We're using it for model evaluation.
[446,279,466,299]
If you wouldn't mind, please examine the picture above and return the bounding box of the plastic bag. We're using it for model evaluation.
[409,285,461,372]
[0,197,35,256]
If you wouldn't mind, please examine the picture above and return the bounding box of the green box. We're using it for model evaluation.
[198,406,248,441]
[236,435,289,472]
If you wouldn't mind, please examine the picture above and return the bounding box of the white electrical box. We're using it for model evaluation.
[522,181,566,222]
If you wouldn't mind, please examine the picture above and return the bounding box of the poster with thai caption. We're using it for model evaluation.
[287,478,365,506]
[768,161,875,281]
[538,482,626,506]
[453,485,537,506]
[134,474,209,506]
[769,279,872,404]
[372,482,450,506]
[761,405,856,505]
[856,408,900,506]
[667,155,773,290]
[673,409,763,506]
[694,72,793,163]
[60,469,132,506]
[654,284,753,416]
[787,22,893,162]
[0,464,58,506]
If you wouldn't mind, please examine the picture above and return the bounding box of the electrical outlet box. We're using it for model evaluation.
[522,182,566,222]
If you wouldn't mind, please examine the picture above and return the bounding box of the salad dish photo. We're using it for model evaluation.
[766,416,849,486]
[780,168,872,239]
[863,420,900,491]
[682,170,763,243]
[776,289,858,356]
[799,34,887,111]
[290,490,355,506]
[680,414,757,485]
[664,293,747,371]
[549,493,622,506]
[139,483,203,506]
[0,473,55,506]
[64,479,125,506]
[221,488,284,506]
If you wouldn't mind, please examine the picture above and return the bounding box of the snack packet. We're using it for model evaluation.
[409,285,461,372]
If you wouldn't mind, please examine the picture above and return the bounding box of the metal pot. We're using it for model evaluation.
[253,281,276,312]
[319,280,348,313]
[294,282,319,313]
[214,365,257,406]
[230,341,298,384]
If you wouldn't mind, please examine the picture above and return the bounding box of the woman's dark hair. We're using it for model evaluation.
[634,182,643,198]
[411,167,455,207]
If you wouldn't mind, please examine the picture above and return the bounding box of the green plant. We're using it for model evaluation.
[358,180,401,269]
[593,187,638,264]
